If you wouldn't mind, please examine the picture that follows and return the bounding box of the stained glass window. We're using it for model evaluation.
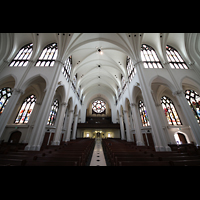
[185,90,200,124]
[166,45,189,69]
[47,99,59,126]
[126,56,136,82]
[9,43,33,67]
[62,56,72,81]
[72,74,77,92]
[15,94,37,124]
[138,100,150,126]
[35,43,58,67]
[121,75,127,92]
[0,87,12,115]
[92,100,106,114]
[161,96,182,126]
[141,44,163,69]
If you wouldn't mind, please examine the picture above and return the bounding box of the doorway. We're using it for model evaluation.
[8,131,22,143]
[174,132,188,144]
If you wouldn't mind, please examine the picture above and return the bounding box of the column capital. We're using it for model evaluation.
[61,102,67,106]
[12,88,24,95]
[130,103,137,107]
[172,90,184,96]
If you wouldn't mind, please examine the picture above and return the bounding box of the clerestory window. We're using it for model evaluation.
[166,45,188,69]
[35,43,58,67]
[141,44,163,69]
[9,43,33,67]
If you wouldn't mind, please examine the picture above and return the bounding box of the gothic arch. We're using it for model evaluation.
[181,76,200,95]
[0,74,16,89]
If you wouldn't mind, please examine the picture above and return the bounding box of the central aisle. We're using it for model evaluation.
[89,138,107,166]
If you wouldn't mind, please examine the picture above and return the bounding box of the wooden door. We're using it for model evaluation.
[49,132,55,145]
[41,132,50,150]
[146,133,155,147]
[178,133,187,144]
[60,133,64,145]
[143,133,148,146]
[8,131,22,144]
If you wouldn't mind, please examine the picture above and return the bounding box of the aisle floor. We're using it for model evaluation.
[89,138,107,166]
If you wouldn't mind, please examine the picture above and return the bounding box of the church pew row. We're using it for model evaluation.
[0,139,95,166]
[102,139,200,166]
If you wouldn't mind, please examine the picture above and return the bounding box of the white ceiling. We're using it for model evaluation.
[9,33,189,106]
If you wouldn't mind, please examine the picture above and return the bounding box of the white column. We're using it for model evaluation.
[136,62,170,151]
[0,88,24,139]
[52,102,67,145]
[24,60,62,151]
[24,86,56,151]
[123,110,133,142]
[173,90,200,146]
[130,103,144,146]
[119,114,125,140]
[71,114,78,140]
[65,109,74,142]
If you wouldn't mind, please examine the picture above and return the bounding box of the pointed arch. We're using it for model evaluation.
[141,44,163,68]
[166,45,189,69]
[160,96,182,126]
[9,43,33,67]
[35,43,58,67]
[14,94,37,124]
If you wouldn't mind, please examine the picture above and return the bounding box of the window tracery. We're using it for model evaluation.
[185,90,200,124]
[126,56,136,82]
[166,45,188,69]
[138,100,150,126]
[62,56,72,81]
[35,43,58,67]
[0,87,12,115]
[161,96,182,125]
[92,100,106,114]
[47,99,59,126]
[9,43,33,67]
[141,44,163,68]
[15,94,37,124]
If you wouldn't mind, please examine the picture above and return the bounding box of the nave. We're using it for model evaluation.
[89,138,107,166]
[1,138,200,166]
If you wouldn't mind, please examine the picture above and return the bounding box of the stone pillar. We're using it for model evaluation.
[119,114,126,140]
[52,102,67,145]
[123,110,133,142]
[136,62,170,151]
[71,114,78,140]
[173,90,200,146]
[24,60,63,151]
[130,103,144,146]
[0,88,24,139]
[65,109,74,142]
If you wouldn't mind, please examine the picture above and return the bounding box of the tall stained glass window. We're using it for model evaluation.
[126,56,136,83]
[138,100,150,126]
[92,100,106,114]
[72,74,77,92]
[161,96,182,125]
[15,94,37,124]
[166,45,188,69]
[141,44,163,69]
[0,87,12,115]
[62,56,72,81]
[185,90,200,124]
[47,99,59,126]
[35,43,58,67]
[121,75,127,92]
[9,43,33,67]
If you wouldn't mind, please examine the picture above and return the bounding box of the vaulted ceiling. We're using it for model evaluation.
[2,33,195,107]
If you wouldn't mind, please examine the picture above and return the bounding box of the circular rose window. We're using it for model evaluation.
[92,100,106,114]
